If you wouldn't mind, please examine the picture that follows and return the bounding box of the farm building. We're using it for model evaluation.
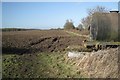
[90,10,120,41]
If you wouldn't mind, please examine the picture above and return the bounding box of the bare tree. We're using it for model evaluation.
[87,6,109,16]
[81,16,91,29]
[81,6,109,29]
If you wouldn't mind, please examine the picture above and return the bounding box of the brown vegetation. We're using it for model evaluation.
[66,48,119,78]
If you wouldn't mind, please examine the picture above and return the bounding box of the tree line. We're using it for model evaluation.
[63,19,83,31]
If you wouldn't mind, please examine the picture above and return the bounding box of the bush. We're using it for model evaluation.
[91,13,112,41]
[77,24,83,31]
[64,20,75,29]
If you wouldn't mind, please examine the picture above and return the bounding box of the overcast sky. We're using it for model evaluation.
[2,2,118,29]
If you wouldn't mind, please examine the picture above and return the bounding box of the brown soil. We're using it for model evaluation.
[2,30,87,54]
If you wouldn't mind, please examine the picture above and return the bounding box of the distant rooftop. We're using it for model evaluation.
[110,10,119,13]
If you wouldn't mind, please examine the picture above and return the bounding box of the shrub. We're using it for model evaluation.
[64,20,75,29]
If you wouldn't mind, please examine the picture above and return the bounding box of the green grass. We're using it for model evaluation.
[64,30,89,38]
[2,52,83,78]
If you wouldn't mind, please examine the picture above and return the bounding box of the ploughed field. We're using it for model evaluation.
[3,30,87,54]
[2,30,119,78]
[2,29,87,78]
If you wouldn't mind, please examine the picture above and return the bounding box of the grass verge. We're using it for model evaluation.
[2,51,82,78]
